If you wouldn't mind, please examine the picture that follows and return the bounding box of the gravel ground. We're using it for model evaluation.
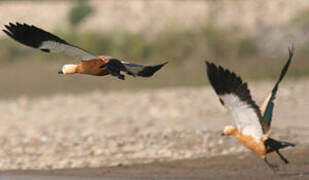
[0,78,308,170]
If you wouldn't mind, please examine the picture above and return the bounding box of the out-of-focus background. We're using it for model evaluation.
[0,0,309,171]
[0,0,309,98]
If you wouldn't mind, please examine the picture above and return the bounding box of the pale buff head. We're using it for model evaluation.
[222,125,237,136]
[58,64,78,75]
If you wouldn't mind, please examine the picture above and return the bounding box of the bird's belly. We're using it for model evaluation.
[236,133,266,157]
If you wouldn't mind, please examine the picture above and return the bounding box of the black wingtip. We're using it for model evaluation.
[275,45,295,85]
[288,44,295,57]
[205,60,211,65]
[205,61,217,73]
[2,29,10,36]
[205,60,260,112]
[205,61,222,70]
[205,61,235,94]
[3,22,69,49]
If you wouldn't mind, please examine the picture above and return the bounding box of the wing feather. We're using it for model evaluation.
[206,62,264,139]
[260,46,294,133]
[3,22,96,60]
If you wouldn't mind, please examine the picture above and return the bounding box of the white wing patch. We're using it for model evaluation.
[40,41,96,61]
[220,94,264,140]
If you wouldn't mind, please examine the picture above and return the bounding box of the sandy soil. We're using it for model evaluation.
[1,145,308,180]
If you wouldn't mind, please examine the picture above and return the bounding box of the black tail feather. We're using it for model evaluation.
[137,62,168,77]
[265,137,295,165]
[264,137,295,150]
[100,60,167,79]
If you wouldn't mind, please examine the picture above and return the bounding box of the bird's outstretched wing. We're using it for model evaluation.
[3,22,96,60]
[206,62,264,140]
[100,59,167,80]
[260,46,294,133]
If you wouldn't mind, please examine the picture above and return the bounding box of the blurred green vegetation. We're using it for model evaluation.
[0,22,262,64]
[68,0,94,31]
[0,18,308,99]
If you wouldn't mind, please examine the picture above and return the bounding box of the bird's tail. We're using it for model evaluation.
[264,137,295,151]
[264,137,295,165]
[136,62,168,77]
[100,59,168,79]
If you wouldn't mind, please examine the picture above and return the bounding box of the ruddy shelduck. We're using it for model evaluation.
[3,22,167,80]
[205,47,295,171]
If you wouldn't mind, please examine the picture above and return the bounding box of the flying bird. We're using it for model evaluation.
[3,22,167,80]
[205,47,295,171]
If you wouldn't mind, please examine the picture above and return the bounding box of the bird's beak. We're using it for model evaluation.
[58,70,63,74]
